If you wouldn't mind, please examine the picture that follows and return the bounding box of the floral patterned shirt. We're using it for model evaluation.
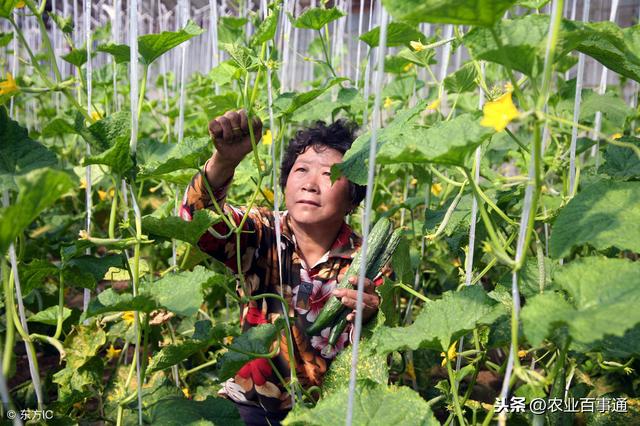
[180,170,369,413]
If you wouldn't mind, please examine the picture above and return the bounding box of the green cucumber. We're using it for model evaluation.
[306,219,400,335]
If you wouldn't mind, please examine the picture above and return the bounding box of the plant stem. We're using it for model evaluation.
[446,358,467,426]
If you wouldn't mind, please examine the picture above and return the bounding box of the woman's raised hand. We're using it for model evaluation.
[208,109,262,167]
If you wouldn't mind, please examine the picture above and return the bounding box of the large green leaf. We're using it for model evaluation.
[359,22,427,48]
[575,22,640,83]
[382,0,517,26]
[146,396,243,426]
[371,285,504,353]
[137,137,211,179]
[283,381,439,426]
[146,321,237,374]
[0,0,20,18]
[62,48,89,67]
[337,110,492,185]
[64,322,107,369]
[0,32,12,47]
[215,320,284,381]
[274,77,347,117]
[250,2,280,47]
[28,306,72,326]
[602,137,640,180]
[290,7,345,31]
[139,20,204,66]
[84,289,159,318]
[549,180,640,258]
[63,254,124,290]
[464,15,584,77]
[522,257,640,347]
[142,209,220,246]
[141,266,218,316]
[84,137,133,177]
[444,62,479,94]
[334,101,428,185]
[0,169,75,255]
[0,107,58,192]
[97,43,131,64]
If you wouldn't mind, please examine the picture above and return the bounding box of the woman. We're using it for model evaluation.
[180,109,381,425]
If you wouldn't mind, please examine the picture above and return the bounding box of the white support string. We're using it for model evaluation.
[83,0,93,319]
[177,0,189,143]
[456,62,485,373]
[346,4,387,425]
[591,0,619,169]
[569,0,590,196]
[354,0,365,88]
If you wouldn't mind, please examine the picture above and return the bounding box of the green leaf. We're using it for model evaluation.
[97,42,131,64]
[0,0,20,19]
[371,285,504,353]
[397,46,437,68]
[19,259,59,296]
[215,320,284,381]
[28,306,72,326]
[84,288,159,318]
[575,22,640,84]
[49,12,74,34]
[63,255,124,290]
[290,7,345,31]
[138,20,204,66]
[0,169,75,255]
[82,111,134,176]
[250,2,280,47]
[283,381,438,426]
[444,62,479,94]
[579,91,632,129]
[522,257,640,347]
[146,396,243,426]
[603,137,640,180]
[142,209,220,246]
[464,15,584,77]
[41,117,77,138]
[137,137,211,179]
[382,0,517,26]
[0,32,12,47]
[142,266,220,316]
[549,180,640,258]
[52,357,103,410]
[208,61,242,86]
[146,322,236,374]
[496,257,557,299]
[62,48,89,67]
[274,77,347,117]
[0,107,58,192]
[84,137,134,177]
[337,109,492,185]
[359,22,427,48]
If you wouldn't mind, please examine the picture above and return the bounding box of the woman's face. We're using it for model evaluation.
[284,146,353,228]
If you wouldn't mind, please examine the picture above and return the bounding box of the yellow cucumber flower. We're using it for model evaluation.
[440,342,458,367]
[431,182,442,196]
[410,40,426,52]
[384,97,394,109]
[403,62,414,72]
[611,133,623,140]
[122,311,135,326]
[106,344,122,362]
[262,129,272,145]
[480,91,520,132]
[15,0,26,8]
[0,73,19,96]
[426,98,441,111]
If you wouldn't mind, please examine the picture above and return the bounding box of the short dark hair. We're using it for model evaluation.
[280,120,366,210]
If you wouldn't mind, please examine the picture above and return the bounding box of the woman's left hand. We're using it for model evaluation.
[333,276,380,323]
